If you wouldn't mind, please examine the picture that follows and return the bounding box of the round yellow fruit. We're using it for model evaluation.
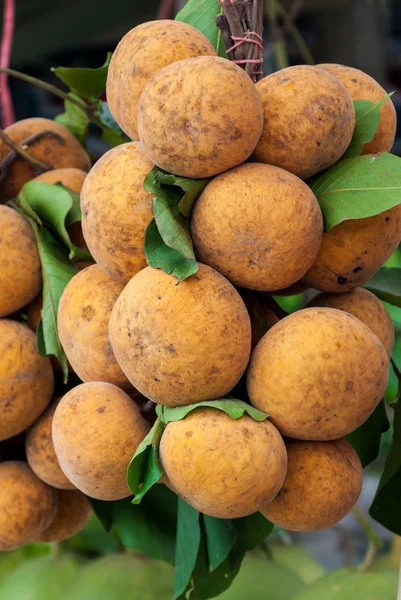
[0,205,42,317]
[138,56,263,178]
[191,163,323,291]
[107,19,216,140]
[33,167,86,194]
[253,65,355,179]
[303,207,401,292]
[36,489,92,543]
[160,408,287,519]
[319,63,397,154]
[81,142,153,283]
[247,308,388,440]
[309,287,394,357]
[0,320,54,441]
[0,461,57,550]
[261,439,362,531]
[57,265,130,388]
[0,118,90,198]
[109,264,251,406]
[52,382,150,500]
[26,399,75,490]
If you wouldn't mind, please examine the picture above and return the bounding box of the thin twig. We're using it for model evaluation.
[220,0,247,61]
[353,504,382,571]
[0,128,56,176]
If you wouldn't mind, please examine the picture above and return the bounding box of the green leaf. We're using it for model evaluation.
[203,516,235,572]
[176,176,210,217]
[17,181,91,260]
[231,512,274,556]
[308,153,401,230]
[98,101,131,147]
[176,0,227,58]
[370,393,401,534]
[144,218,198,282]
[174,499,201,599]
[30,224,77,382]
[55,92,89,145]
[346,400,390,467]
[161,398,269,424]
[52,53,112,100]
[365,267,401,308]
[127,416,165,503]
[344,95,393,159]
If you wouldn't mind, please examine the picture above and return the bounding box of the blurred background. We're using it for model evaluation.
[0,0,401,598]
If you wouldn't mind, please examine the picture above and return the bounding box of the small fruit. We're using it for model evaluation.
[36,490,92,542]
[319,63,397,154]
[26,399,75,490]
[160,408,287,518]
[33,167,86,194]
[107,19,217,140]
[109,264,251,406]
[303,207,401,292]
[0,461,57,550]
[261,439,362,531]
[0,205,41,317]
[81,142,153,283]
[0,118,90,198]
[138,56,263,178]
[57,265,130,388]
[52,382,150,500]
[309,287,394,357]
[191,163,323,291]
[247,308,388,440]
[0,320,54,441]
[253,65,355,179]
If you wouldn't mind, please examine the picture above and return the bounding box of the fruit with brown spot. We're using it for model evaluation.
[160,408,287,519]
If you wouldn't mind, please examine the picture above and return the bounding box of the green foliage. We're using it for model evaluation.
[127,416,164,503]
[292,567,398,600]
[365,267,401,308]
[344,95,393,159]
[144,167,209,281]
[268,543,327,584]
[346,400,390,467]
[52,53,112,100]
[162,399,268,423]
[174,500,202,599]
[55,92,90,145]
[97,102,131,146]
[175,0,227,58]
[309,153,401,231]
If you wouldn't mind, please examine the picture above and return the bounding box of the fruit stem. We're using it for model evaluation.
[0,129,60,179]
[353,504,382,571]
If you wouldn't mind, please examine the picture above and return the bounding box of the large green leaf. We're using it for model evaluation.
[162,398,269,424]
[174,499,202,599]
[346,400,390,467]
[231,512,274,556]
[343,95,393,159]
[127,415,164,503]
[203,516,235,572]
[308,153,401,230]
[145,219,198,281]
[364,267,401,308]
[52,53,112,100]
[175,0,227,58]
[55,92,90,146]
[17,181,91,260]
[370,392,401,534]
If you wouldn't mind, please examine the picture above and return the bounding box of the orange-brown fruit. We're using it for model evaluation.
[319,63,397,154]
[160,408,287,519]
[261,439,362,531]
[109,264,252,406]
[27,293,42,331]
[81,142,153,283]
[26,399,75,490]
[247,308,388,440]
[52,382,150,500]
[0,320,54,441]
[191,163,323,291]
[0,461,57,550]
[303,208,401,292]
[308,287,394,357]
[0,118,91,198]
[240,290,279,348]
[0,205,41,317]
[36,489,92,542]
[57,265,129,388]
[138,56,263,178]
[253,65,355,179]
[106,19,217,141]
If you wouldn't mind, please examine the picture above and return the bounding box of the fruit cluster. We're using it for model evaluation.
[0,17,399,550]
